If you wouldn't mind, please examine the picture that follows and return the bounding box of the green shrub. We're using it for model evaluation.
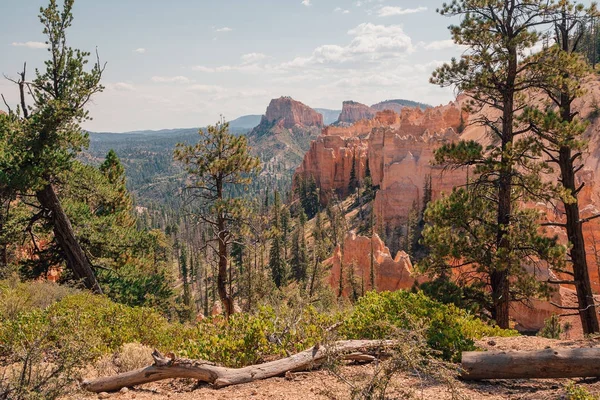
[538,314,562,339]
[340,291,517,362]
[566,382,599,400]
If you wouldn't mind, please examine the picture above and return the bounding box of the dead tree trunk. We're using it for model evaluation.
[83,340,393,393]
[36,183,102,293]
[462,348,600,380]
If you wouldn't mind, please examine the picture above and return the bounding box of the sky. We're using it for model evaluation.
[0,0,468,132]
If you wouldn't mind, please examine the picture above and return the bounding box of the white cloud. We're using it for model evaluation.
[110,82,136,91]
[133,48,146,54]
[192,66,216,73]
[215,27,233,32]
[423,40,457,51]
[282,23,413,68]
[241,52,267,64]
[151,76,191,84]
[302,0,312,6]
[334,7,350,13]
[188,84,225,93]
[11,41,47,49]
[377,6,427,17]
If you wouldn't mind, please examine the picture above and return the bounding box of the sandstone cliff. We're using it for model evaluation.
[262,96,323,130]
[295,102,467,212]
[325,231,416,296]
[248,97,324,173]
[336,101,376,125]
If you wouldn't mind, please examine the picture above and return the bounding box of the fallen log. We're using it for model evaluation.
[83,339,394,393]
[462,348,600,380]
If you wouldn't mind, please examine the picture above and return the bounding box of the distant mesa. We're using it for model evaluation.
[334,99,432,125]
[228,114,261,130]
[260,96,324,130]
[337,100,377,124]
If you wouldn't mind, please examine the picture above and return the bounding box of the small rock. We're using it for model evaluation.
[251,389,258,396]
[119,387,129,394]
[130,395,136,399]
[98,393,110,399]
[487,340,496,346]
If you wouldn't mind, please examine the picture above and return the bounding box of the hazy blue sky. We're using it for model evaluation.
[1,1,474,131]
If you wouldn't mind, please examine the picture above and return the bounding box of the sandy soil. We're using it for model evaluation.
[64,336,600,400]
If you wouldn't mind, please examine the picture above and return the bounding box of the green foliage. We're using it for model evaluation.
[412,276,483,315]
[339,291,517,362]
[269,191,287,288]
[1,0,104,193]
[420,186,564,320]
[565,382,599,400]
[538,314,562,339]
[290,209,309,282]
[294,174,320,219]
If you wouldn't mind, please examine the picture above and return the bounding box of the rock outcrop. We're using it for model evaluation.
[337,101,376,125]
[295,102,468,212]
[262,96,323,129]
[248,97,324,172]
[326,231,416,296]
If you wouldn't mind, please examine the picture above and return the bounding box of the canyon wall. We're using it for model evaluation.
[325,231,416,296]
[295,102,468,218]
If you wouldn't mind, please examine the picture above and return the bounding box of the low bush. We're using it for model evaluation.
[0,281,518,398]
[565,382,599,400]
[340,291,517,362]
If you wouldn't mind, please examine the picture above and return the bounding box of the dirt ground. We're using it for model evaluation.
[64,336,600,400]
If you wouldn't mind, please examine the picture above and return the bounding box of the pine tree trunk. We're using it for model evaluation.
[36,184,102,294]
[217,216,234,317]
[494,61,516,329]
[559,146,599,334]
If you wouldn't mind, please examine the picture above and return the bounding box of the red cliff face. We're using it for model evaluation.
[263,97,323,129]
[295,102,467,208]
[337,101,376,124]
[325,231,416,296]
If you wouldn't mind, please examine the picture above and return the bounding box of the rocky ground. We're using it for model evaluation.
[64,336,600,400]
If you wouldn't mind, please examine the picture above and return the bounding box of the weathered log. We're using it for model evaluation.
[83,339,393,393]
[462,348,600,380]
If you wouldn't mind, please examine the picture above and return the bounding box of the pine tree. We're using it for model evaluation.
[291,210,309,282]
[430,0,560,328]
[521,1,600,334]
[1,0,105,293]
[348,150,358,194]
[174,121,261,317]
[269,191,287,288]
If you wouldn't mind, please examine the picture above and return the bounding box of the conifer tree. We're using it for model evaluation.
[522,1,600,333]
[291,210,309,282]
[174,120,260,316]
[348,150,358,194]
[1,0,105,292]
[429,0,561,328]
[269,191,287,288]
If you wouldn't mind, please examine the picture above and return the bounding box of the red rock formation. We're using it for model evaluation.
[263,96,323,129]
[295,102,467,209]
[337,101,376,124]
[325,231,416,296]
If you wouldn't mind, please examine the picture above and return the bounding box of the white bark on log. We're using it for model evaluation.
[462,348,600,380]
[83,340,394,393]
